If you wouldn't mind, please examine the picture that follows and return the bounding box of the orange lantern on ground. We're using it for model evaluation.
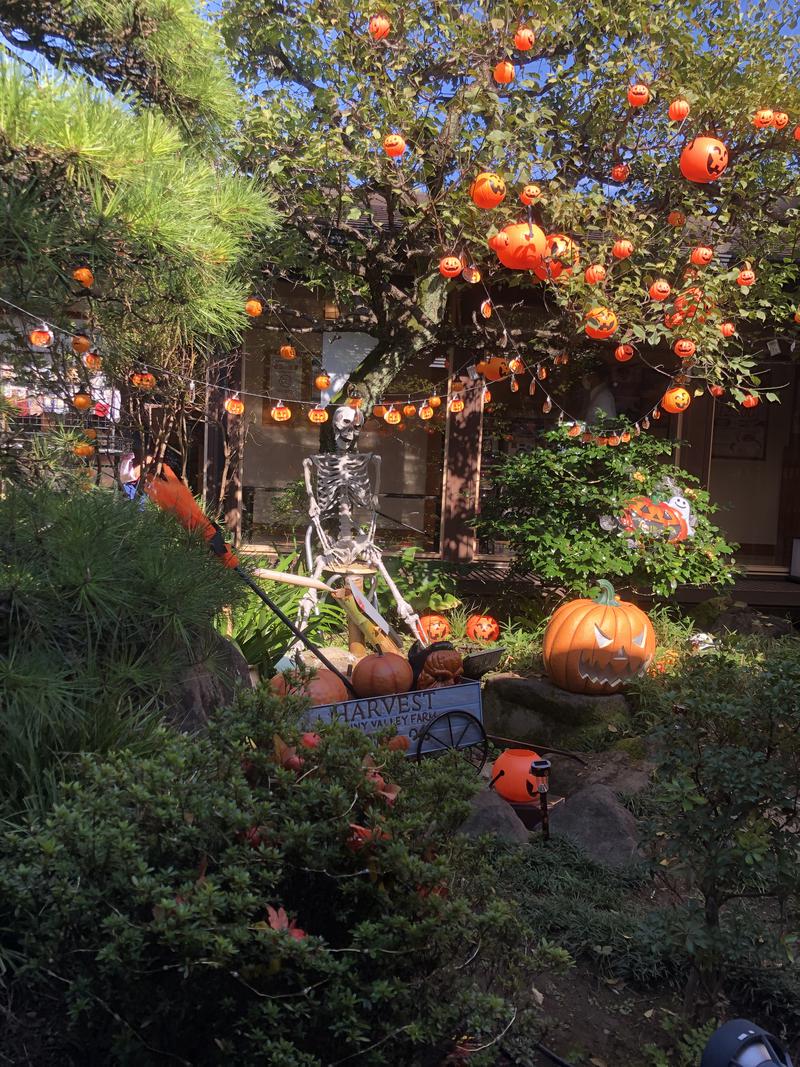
[71,334,91,354]
[368,12,390,39]
[382,133,406,158]
[679,136,729,183]
[661,386,692,414]
[470,172,506,208]
[439,255,463,278]
[315,371,331,390]
[627,83,651,107]
[491,748,544,803]
[466,613,501,642]
[612,239,634,259]
[279,343,297,360]
[493,60,514,84]
[72,391,92,411]
[668,98,690,121]
[270,401,291,422]
[308,407,329,424]
[514,26,535,50]
[614,343,634,362]
[245,299,263,317]
[72,266,94,287]
[225,395,245,416]
[584,306,618,339]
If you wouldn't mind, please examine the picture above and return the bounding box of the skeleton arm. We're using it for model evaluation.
[368,454,381,541]
[303,457,331,553]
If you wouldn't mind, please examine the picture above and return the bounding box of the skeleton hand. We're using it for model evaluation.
[308,500,321,520]
[371,495,380,512]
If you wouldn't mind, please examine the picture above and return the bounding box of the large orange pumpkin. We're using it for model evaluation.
[466,613,501,642]
[269,668,349,705]
[418,613,451,641]
[488,221,546,270]
[492,748,544,803]
[352,652,413,697]
[470,172,507,208]
[679,136,729,183]
[542,580,656,694]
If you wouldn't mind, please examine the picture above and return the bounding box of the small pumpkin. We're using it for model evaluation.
[368,12,390,40]
[673,338,696,359]
[72,266,94,287]
[679,136,729,183]
[614,343,635,362]
[663,311,685,329]
[480,299,493,318]
[584,263,606,285]
[439,255,463,278]
[428,395,442,409]
[419,402,434,420]
[542,579,656,694]
[279,343,297,360]
[491,748,544,803]
[71,334,92,354]
[416,647,464,690]
[668,97,690,121]
[402,403,416,417]
[612,238,634,259]
[382,133,406,158]
[270,401,291,422]
[73,442,95,458]
[308,406,329,424]
[742,393,760,408]
[372,403,387,418]
[470,172,506,208]
[80,351,100,371]
[493,60,515,84]
[661,386,692,413]
[719,321,735,338]
[352,652,413,697]
[270,668,349,705]
[610,163,630,182]
[514,26,535,50]
[627,83,651,107]
[752,108,774,128]
[649,278,671,301]
[245,298,263,317]
[315,371,331,389]
[737,267,756,287]
[584,306,618,339]
[27,326,53,348]
[225,395,245,416]
[691,245,714,266]
[520,183,542,205]
[466,613,501,642]
[667,209,686,227]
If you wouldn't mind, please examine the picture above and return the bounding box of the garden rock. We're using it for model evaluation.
[549,784,640,867]
[457,789,529,844]
[710,603,793,639]
[483,673,631,750]
[170,633,253,733]
[547,749,654,799]
[298,645,359,674]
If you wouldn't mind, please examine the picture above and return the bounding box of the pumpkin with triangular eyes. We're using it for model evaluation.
[625,496,688,542]
[649,279,671,301]
[466,613,501,642]
[476,356,510,381]
[772,111,789,130]
[584,306,618,339]
[680,136,729,183]
[661,386,692,414]
[470,171,507,208]
[673,338,696,359]
[691,245,714,266]
[418,614,451,642]
[543,580,656,694]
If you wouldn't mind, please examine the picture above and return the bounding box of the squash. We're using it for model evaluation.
[269,668,349,705]
[351,652,413,697]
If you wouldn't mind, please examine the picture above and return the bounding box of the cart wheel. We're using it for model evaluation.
[414,710,488,772]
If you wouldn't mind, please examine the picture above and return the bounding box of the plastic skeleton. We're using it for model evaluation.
[287,406,424,656]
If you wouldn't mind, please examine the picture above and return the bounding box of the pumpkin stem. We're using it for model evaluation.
[593,579,619,605]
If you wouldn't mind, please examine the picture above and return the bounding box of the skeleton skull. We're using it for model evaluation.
[332,405,365,452]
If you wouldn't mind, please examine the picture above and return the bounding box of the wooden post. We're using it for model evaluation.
[439,374,484,561]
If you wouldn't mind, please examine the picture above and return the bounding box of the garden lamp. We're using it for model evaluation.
[701,1020,793,1067]
[527,758,551,840]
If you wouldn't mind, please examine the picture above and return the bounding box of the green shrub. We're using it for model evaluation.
[477,426,736,599]
[0,690,556,1065]
[0,486,241,816]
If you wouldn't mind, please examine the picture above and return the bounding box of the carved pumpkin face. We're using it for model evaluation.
[315,372,331,389]
[28,327,53,348]
[514,26,535,50]
[673,338,696,359]
[614,343,634,362]
[661,386,692,414]
[625,496,687,542]
[466,613,501,642]
[584,263,606,284]
[131,372,156,390]
[719,321,735,338]
[492,748,544,803]
[418,613,452,642]
[245,298,262,317]
[612,239,634,259]
[742,393,760,408]
[488,221,547,270]
[610,163,630,182]
[279,344,297,360]
[372,404,386,418]
[224,395,244,416]
[476,356,510,381]
[737,268,756,287]
[668,98,690,121]
[419,403,434,420]
[493,60,515,84]
[649,279,671,301]
[382,133,406,157]
[449,395,464,413]
[470,172,507,208]
[308,406,329,424]
[691,245,714,266]
[384,405,401,424]
[680,136,729,183]
[772,111,789,129]
[752,109,774,128]
[439,255,463,277]
[585,306,618,339]
[543,580,656,694]
[627,83,651,107]
[667,210,686,227]
[368,12,390,40]
[520,183,542,205]
[270,401,291,422]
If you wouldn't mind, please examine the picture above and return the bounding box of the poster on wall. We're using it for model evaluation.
[269,352,303,401]
[712,402,768,460]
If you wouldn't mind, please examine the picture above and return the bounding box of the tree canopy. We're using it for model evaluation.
[224,0,800,408]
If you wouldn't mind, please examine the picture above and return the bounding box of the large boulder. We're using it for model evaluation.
[549,784,640,867]
[547,749,654,799]
[457,789,530,845]
[298,645,360,674]
[483,672,631,750]
[169,633,253,733]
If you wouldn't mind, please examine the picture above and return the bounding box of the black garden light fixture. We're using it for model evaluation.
[700,1019,793,1067]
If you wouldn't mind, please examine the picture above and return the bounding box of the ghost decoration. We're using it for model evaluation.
[600,477,697,545]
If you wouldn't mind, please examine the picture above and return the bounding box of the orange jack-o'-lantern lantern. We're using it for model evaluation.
[419,613,451,642]
[27,325,53,348]
[507,357,524,375]
[661,386,692,413]
[584,263,606,285]
[668,97,690,121]
[461,265,481,284]
[680,136,729,183]
[614,343,635,362]
[347,396,363,409]
[585,306,618,339]
[663,311,685,329]
[742,393,760,408]
[279,343,297,360]
[668,209,686,227]
[372,403,387,419]
[402,403,416,417]
[737,267,756,287]
[308,406,328,424]
[493,60,515,84]
[352,652,413,697]
[772,111,789,129]
[674,286,709,321]
[476,355,510,381]
[520,183,542,205]
[270,401,291,422]
[368,12,390,40]
[315,371,331,390]
[612,238,634,259]
[71,334,91,354]
[708,384,725,398]
[481,387,492,405]
[491,748,544,803]
[514,26,535,50]
[245,298,262,317]
[544,232,579,275]
[225,395,245,416]
[82,351,102,371]
[419,402,434,420]
[479,299,493,319]
[691,245,714,266]
[649,279,671,301]
[673,338,696,359]
[429,395,442,409]
[753,109,774,128]
[466,613,501,642]
[383,133,406,158]
[383,405,400,424]
[72,266,94,287]
[627,83,651,107]
[439,255,463,278]
[719,321,735,338]
[624,495,685,541]
[489,221,547,270]
[542,579,656,694]
[470,172,507,208]
[72,391,92,411]
[73,442,95,458]
[130,371,156,390]
[449,394,464,413]
[610,163,630,182]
